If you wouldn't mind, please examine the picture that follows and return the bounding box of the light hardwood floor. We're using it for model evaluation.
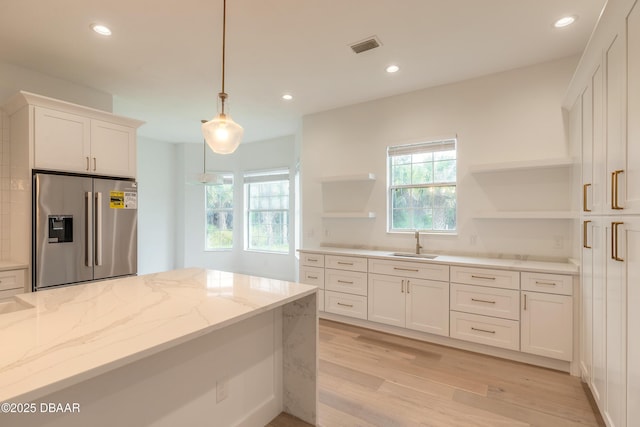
[268,319,604,427]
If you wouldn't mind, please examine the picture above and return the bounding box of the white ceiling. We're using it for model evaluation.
[0,0,605,144]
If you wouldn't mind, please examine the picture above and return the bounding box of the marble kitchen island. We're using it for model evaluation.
[0,268,318,427]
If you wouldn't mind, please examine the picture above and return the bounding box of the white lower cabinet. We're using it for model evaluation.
[325,290,367,319]
[520,291,573,361]
[298,255,325,312]
[449,311,519,351]
[368,272,449,336]
[0,269,26,300]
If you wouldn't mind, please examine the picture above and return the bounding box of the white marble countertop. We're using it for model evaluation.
[0,268,317,403]
[0,261,28,272]
[298,247,579,275]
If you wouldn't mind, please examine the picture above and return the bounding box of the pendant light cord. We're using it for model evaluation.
[219,0,227,115]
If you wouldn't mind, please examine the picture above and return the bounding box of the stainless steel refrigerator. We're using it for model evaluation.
[33,172,137,291]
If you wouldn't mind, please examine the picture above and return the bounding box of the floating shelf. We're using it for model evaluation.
[321,212,377,219]
[473,211,578,220]
[320,173,376,183]
[469,158,574,174]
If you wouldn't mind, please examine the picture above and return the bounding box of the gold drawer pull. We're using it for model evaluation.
[337,280,354,284]
[535,281,557,286]
[471,298,496,304]
[612,222,624,262]
[583,183,592,212]
[337,261,354,266]
[583,220,592,249]
[394,267,419,272]
[471,327,496,334]
[307,258,318,262]
[307,275,318,280]
[471,275,496,280]
[611,170,624,210]
[337,302,354,308]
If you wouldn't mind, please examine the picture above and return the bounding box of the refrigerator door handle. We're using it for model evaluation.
[86,192,93,267]
[95,192,103,266]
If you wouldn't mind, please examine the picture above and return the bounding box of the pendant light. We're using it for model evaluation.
[201,0,243,154]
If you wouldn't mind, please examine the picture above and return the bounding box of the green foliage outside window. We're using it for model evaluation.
[246,179,289,253]
[205,182,234,250]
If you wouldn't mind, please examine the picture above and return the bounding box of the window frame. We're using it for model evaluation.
[387,138,458,234]
[244,168,291,254]
[204,173,235,251]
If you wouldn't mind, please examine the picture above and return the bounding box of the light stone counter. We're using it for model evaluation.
[299,247,579,275]
[0,268,318,426]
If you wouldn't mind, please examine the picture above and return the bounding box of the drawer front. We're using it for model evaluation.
[521,272,572,296]
[319,289,325,312]
[324,290,367,320]
[368,258,449,281]
[0,269,26,292]
[450,311,520,351]
[450,283,520,320]
[326,255,367,272]
[450,266,519,290]
[299,266,325,289]
[325,269,368,296]
[0,288,22,300]
[301,253,325,268]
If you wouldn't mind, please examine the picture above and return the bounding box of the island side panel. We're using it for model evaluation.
[282,292,318,425]
[0,309,284,427]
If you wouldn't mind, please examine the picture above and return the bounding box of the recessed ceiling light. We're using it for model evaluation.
[282,94,293,101]
[386,65,400,73]
[554,16,577,28]
[91,24,112,36]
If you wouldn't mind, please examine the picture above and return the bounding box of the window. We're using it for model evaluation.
[244,169,290,253]
[388,139,457,232]
[205,174,234,250]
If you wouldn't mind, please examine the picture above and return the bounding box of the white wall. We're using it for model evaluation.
[0,62,112,112]
[177,135,298,281]
[301,56,579,261]
[137,137,177,274]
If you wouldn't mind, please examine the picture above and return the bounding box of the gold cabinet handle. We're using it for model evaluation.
[524,293,527,310]
[337,302,353,308]
[93,157,97,171]
[471,275,496,280]
[337,280,354,284]
[307,258,318,262]
[611,170,624,210]
[612,222,624,262]
[471,298,496,304]
[400,279,404,293]
[583,220,592,249]
[535,281,557,286]
[86,156,90,171]
[471,327,496,334]
[337,261,354,266]
[307,275,318,280]
[407,280,410,294]
[583,183,592,212]
[394,267,419,272]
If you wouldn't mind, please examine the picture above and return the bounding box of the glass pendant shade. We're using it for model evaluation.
[201,113,244,154]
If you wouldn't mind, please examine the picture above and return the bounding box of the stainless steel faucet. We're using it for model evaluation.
[415,231,422,254]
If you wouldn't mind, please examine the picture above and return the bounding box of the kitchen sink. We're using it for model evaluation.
[0,298,34,315]
[390,252,439,260]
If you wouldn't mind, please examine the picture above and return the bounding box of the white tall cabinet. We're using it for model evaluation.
[568,0,640,426]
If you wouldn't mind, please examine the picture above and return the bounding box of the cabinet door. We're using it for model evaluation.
[367,273,405,327]
[592,64,606,214]
[624,218,640,426]
[626,2,640,213]
[90,120,136,178]
[34,106,91,173]
[591,218,607,407]
[580,220,594,381]
[574,90,589,213]
[604,219,626,427]
[605,32,626,214]
[406,279,449,336]
[521,291,573,361]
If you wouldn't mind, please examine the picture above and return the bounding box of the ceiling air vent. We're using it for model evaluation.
[350,36,382,54]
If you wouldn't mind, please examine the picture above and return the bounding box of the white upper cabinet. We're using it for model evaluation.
[90,119,137,177]
[4,91,143,179]
[34,107,91,174]
[625,2,640,213]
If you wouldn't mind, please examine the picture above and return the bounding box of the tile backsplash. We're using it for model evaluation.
[1,111,9,259]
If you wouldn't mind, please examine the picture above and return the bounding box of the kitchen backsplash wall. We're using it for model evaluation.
[300,56,579,262]
[0,111,9,260]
